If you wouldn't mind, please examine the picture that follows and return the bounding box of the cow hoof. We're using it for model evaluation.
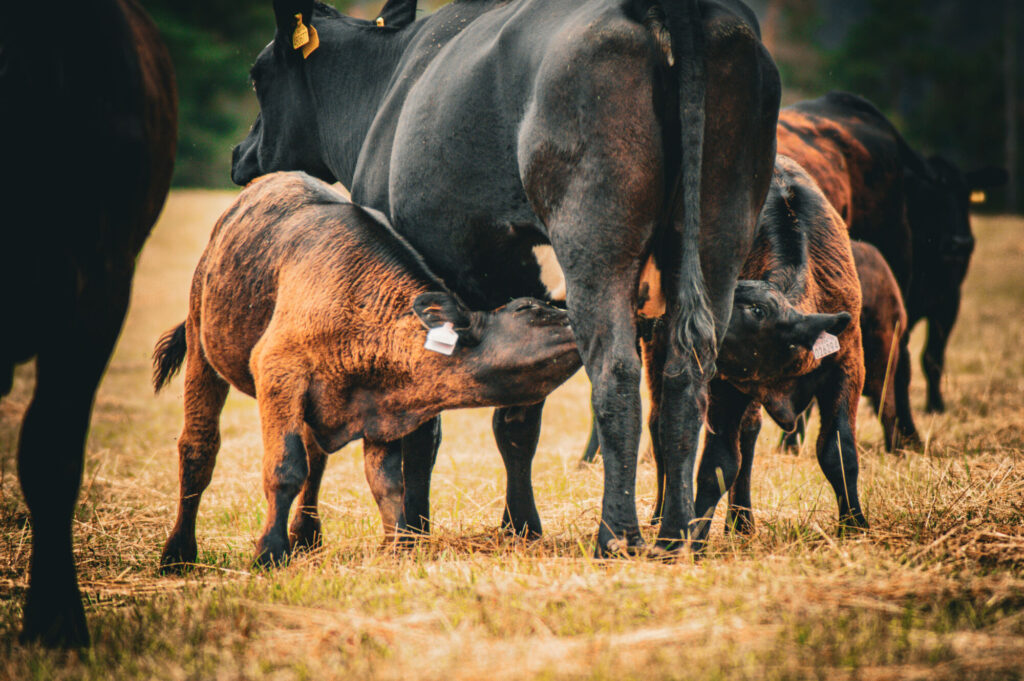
[837,514,869,536]
[925,400,945,414]
[595,534,645,558]
[160,535,198,575]
[500,519,542,541]
[20,591,90,649]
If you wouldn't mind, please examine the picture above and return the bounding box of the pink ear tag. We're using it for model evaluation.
[425,322,458,356]
[812,331,840,360]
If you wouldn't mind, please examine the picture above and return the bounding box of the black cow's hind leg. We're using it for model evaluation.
[402,416,440,537]
[494,402,544,538]
[19,278,131,647]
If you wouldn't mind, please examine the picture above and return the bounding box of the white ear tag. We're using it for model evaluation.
[425,322,458,356]
[812,331,840,360]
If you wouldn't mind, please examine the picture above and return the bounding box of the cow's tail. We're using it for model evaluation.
[152,322,186,393]
[659,0,716,382]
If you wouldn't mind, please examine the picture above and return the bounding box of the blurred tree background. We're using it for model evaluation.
[152,0,1022,211]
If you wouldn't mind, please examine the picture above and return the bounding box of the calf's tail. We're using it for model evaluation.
[660,0,716,380]
[152,322,186,393]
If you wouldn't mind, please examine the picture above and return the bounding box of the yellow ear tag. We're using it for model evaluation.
[376,16,385,27]
[292,13,310,49]
[970,190,986,205]
[301,25,319,58]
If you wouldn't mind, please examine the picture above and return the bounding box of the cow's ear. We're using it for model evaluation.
[273,0,316,43]
[965,167,1009,191]
[792,312,851,348]
[376,0,417,27]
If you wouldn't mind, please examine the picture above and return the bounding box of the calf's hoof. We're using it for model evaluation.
[288,517,323,553]
[160,534,198,575]
[20,589,90,649]
[925,398,945,414]
[253,535,291,569]
[725,510,755,535]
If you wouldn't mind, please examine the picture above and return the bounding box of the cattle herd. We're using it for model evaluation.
[0,0,1008,649]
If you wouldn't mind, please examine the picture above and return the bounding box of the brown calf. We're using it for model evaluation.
[153,172,580,568]
[679,156,867,543]
[783,240,918,452]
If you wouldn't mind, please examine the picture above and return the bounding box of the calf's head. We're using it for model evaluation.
[413,293,581,406]
[717,281,851,384]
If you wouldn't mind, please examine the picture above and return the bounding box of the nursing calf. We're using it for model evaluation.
[681,156,867,542]
[153,173,580,569]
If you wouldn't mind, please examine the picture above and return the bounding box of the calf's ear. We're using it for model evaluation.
[965,167,1009,191]
[413,292,473,330]
[792,312,852,348]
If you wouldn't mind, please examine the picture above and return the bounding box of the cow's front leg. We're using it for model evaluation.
[253,372,310,568]
[494,402,545,538]
[289,426,328,552]
[726,403,762,534]
[364,439,407,543]
[692,381,752,546]
[922,291,961,414]
[815,366,869,533]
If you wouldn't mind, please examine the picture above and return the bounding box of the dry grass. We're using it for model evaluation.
[1,193,1022,680]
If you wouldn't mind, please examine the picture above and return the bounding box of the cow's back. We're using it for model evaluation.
[352,0,665,309]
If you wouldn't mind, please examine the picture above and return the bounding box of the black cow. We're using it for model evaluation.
[0,0,177,646]
[778,91,1007,415]
[231,0,780,555]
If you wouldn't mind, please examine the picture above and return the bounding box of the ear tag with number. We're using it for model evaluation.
[376,16,385,27]
[301,25,319,58]
[425,322,458,356]
[812,331,840,360]
[292,13,310,49]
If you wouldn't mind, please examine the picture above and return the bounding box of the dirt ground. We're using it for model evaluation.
[1,192,1022,680]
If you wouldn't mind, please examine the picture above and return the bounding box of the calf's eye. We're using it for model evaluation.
[749,304,765,321]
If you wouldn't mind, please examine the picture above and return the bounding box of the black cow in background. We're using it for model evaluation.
[0,0,177,647]
[232,0,780,555]
[778,92,1007,416]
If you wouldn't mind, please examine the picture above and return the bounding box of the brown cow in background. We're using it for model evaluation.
[0,0,176,647]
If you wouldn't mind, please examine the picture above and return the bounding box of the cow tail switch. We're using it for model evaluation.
[660,0,717,383]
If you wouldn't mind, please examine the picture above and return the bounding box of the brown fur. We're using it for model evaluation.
[851,241,917,450]
[155,172,580,569]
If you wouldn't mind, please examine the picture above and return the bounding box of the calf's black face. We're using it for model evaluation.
[413,293,580,405]
[717,281,851,383]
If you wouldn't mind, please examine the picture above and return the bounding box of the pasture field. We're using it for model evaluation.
[1,191,1023,680]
